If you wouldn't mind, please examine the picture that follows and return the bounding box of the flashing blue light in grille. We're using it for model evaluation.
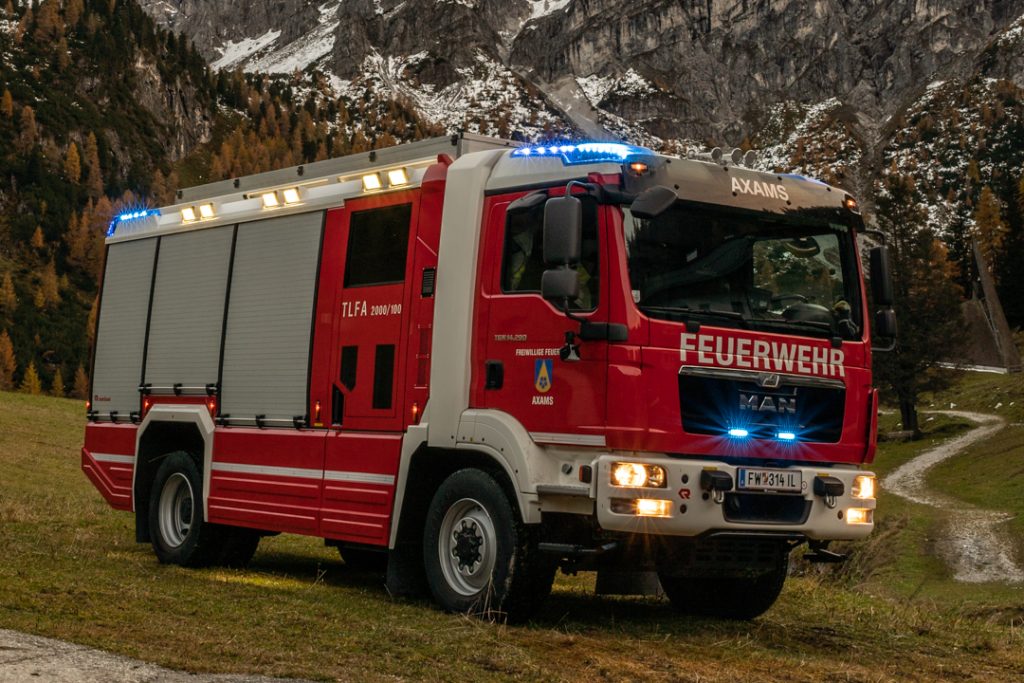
[727,428,750,438]
[107,208,161,236]
[510,142,653,165]
[777,431,797,441]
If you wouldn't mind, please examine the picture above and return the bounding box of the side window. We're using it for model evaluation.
[344,203,412,287]
[500,196,599,310]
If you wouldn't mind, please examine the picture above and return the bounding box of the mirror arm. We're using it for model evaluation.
[871,338,897,353]
[562,180,636,206]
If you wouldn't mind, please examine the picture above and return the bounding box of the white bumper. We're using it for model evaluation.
[593,455,876,541]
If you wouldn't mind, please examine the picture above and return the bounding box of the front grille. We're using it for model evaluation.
[723,492,811,524]
[679,370,845,443]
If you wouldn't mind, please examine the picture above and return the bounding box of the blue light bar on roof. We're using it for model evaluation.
[510,142,653,166]
[107,208,161,237]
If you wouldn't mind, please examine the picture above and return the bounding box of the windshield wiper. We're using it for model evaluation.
[749,318,833,336]
[638,305,747,326]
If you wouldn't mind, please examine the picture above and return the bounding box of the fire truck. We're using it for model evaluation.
[83,134,895,621]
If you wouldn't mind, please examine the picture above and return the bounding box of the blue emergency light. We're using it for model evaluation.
[511,142,653,166]
[107,208,161,237]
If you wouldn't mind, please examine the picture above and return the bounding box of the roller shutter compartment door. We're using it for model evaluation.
[220,212,324,423]
[91,238,158,418]
[144,226,234,390]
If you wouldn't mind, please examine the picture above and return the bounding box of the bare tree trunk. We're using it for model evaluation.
[899,397,920,439]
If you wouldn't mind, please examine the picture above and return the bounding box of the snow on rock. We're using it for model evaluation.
[529,0,572,21]
[352,48,565,138]
[576,69,656,107]
[210,30,282,71]
[247,2,339,74]
[996,14,1024,46]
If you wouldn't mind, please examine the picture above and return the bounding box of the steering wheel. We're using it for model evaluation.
[771,294,807,306]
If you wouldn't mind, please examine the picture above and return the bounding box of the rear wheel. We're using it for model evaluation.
[423,469,554,622]
[148,452,223,567]
[658,553,789,620]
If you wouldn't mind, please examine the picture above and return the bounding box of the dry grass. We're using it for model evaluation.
[1,390,1023,681]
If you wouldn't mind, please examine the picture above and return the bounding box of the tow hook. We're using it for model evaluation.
[700,470,733,504]
[813,475,845,509]
[804,540,848,563]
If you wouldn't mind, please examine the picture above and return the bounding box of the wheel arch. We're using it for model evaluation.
[132,405,215,543]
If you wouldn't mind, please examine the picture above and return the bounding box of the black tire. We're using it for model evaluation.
[219,529,261,568]
[658,553,789,620]
[338,546,388,573]
[423,469,555,622]
[148,451,223,567]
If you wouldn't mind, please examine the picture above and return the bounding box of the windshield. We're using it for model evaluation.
[623,203,862,340]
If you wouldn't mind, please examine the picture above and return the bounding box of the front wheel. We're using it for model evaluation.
[423,469,554,622]
[658,553,789,620]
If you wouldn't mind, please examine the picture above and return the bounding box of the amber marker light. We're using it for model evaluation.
[362,173,382,191]
[628,161,649,175]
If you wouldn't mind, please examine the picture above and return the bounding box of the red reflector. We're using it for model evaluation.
[142,397,153,415]
[206,399,216,416]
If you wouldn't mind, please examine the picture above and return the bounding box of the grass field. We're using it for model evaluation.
[1,382,1023,682]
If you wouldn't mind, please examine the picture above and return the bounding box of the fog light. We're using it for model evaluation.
[852,475,876,499]
[635,499,673,517]
[611,462,666,488]
[846,508,873,525]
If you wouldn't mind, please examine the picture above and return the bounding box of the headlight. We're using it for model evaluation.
[852,475,876,500]
[611,462,666,488]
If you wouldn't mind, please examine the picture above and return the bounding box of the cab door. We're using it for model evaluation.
[476,192,610,444]
[320,190,418,545]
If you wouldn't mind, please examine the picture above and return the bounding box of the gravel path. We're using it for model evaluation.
[0,629,311,683]
[882,410,1024,584]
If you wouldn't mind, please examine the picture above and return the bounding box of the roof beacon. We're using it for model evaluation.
[511,142,653,165]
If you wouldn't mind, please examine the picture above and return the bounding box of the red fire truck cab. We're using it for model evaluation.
[83,134,895,621]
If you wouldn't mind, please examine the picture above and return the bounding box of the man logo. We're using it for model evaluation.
[534,359,553,394]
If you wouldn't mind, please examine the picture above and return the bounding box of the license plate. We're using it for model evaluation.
[737,468,802,493]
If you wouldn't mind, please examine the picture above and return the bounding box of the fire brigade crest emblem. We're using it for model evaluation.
[534,359,553,393]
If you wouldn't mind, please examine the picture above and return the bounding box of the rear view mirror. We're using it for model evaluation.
[869,246,894,307]
[541,268,580,303]
[874,309,897,338]
[629,185,677,219]
[543,196,582,266]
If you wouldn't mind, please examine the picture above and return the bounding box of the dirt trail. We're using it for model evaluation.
[882,410,1024,584]
[0,629,309,683]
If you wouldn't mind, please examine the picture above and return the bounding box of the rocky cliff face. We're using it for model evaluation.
[137,0,1024,148]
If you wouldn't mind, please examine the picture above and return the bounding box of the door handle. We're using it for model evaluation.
[485,360,503,390]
